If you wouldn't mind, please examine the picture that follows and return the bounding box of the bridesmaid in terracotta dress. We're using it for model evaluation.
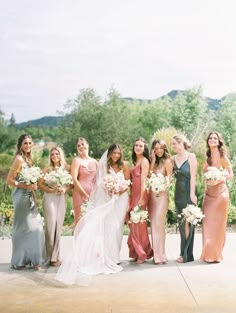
[148,139,173,264]
[71,138,97,225]
[200,131,233,263]
[127,138,153,264]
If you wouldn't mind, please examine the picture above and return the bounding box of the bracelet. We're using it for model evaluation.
[14,181,19,186]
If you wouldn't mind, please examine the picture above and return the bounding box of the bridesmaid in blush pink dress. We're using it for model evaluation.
[127,138,153,264]
[200,131,233,263]
[148,139,173,264]
[71,137,97,225]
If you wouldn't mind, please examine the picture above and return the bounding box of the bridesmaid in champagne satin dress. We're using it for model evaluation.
[38,147,72,267]
[172,135,198,263]
[71,138,97,225]
[127,138,153,264]
[148,139,173,264]
[200,131,233,263]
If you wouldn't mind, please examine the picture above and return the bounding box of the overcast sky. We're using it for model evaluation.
[0,0,235,122]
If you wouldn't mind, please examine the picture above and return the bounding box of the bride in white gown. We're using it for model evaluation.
[55,144,130,285]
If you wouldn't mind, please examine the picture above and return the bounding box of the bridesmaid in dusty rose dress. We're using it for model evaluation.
[148,139,173,264]
[127,138,153,264]
[71,138,97,225]
[200,131,233,263]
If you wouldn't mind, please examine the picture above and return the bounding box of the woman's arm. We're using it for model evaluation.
[188,153,198,205]
[139,158,150,207]
[6,155,37,191]
[164,158,173,177]
[222,155,233,181]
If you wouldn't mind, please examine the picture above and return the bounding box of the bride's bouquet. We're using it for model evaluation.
[145,172,171,196]
[103,173,131,194]
[44,166,73,187]
[18,164,43,184]
[178,204,204,226]
[128,205,149,224]
[204,166,227,183]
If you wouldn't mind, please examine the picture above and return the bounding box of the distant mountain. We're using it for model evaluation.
[17,116,65,129]
[16,90,224,128]
[125,89,223,110]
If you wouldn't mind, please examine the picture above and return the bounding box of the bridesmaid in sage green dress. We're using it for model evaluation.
[6,134,44,270]
[172,135,198,263]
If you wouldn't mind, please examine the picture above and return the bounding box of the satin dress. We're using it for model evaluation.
[148,166,168,263]
[200,168,229,262]
[11,187,44,267]
[174,158,195,262]
[73,161,97,219]
[127,164,153,262]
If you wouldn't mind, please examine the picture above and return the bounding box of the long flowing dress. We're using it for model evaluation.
[148,167,168,263]
[11,187,44,267]
[43,192,66,263]
[73,162,97,218]
[127,164,153,262]
[174,158,195,262]
[55,166,129,285]
[200,170,229,262]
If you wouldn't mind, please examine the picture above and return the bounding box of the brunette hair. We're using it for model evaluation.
[206,131,227,165]
[151,139,171,168]
[106,144,124,171]
[173,134,191,151]
[132,137,150,165]
[15,134,33,166]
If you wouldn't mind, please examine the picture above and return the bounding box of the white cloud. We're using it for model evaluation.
[0,0,236,122]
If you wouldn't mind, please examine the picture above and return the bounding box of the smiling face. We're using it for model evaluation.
[21,137,32,154]
[171,138,182,153]
[154,143,164,158]
[208,132,219,148]
[50,149,61,166]
[110,147,121,164]
[77,139,89,155]
[134,140,145,156]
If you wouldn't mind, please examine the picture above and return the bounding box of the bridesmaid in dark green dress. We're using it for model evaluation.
[6,134,44,270]
[172,135,198,263]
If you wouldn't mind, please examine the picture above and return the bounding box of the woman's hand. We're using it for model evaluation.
[190,193,197,205]
[57,186,66,195]
[27,183,38,191]
[138,199,145,208]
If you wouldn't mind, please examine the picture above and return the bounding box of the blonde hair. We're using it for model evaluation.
[49,146,67,168]
[173,135,191,151]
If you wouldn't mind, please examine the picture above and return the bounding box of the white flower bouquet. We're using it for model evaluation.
[128,205,149,224]
[145,172,171,196]
[18,164,43,184]
[44,166,73,187]
[204,166,227,183]
[178,204,205,226]
[103,173,131,194]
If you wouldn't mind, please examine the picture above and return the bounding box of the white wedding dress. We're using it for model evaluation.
[55,153,129,285]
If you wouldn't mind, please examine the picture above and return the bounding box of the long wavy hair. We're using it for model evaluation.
[132,137,150,165]
[173,134,191,151]
[206,131,227,165]
[106,144,124,171]
[151,139,171,168]
[15,134,33,166]
[49,146,67,169]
